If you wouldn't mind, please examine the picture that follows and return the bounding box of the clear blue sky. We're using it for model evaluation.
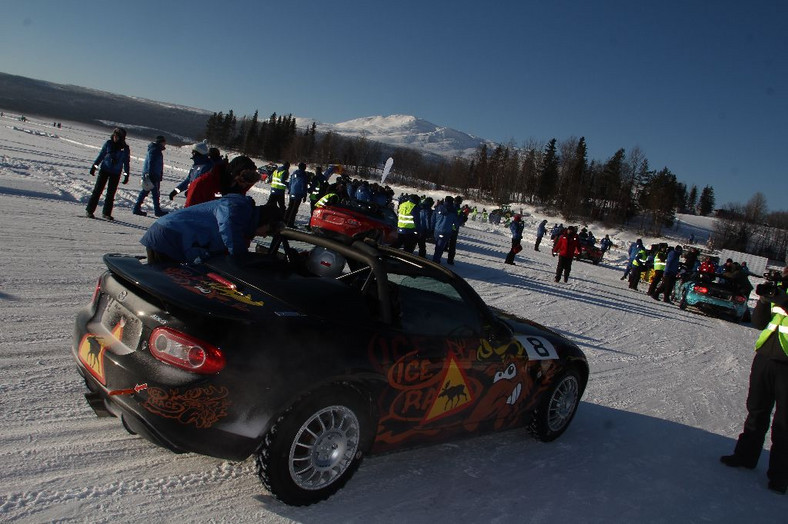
[1,1,786,211]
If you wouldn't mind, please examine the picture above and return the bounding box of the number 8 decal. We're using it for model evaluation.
[516,335,559,360]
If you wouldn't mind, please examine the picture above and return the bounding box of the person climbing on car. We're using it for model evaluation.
[505,214,525,265]
[86,127,131,220]
[140,194,284,265]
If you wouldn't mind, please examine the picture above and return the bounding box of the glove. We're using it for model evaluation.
[89,165,97,176]
[771,287,788,307]
[122,173,129,185]
[169,190,178,201]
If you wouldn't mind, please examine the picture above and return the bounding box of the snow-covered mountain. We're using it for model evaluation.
[299,114,494,159]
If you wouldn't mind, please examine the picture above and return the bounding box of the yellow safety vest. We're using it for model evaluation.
[632,249,647,267]
[653,257,666,271]
[755,303,788,356]
[271,168,287,191]
[397,201,417,229]
[315,193,336,209]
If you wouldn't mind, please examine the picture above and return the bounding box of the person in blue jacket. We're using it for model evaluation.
[86,127,131,220]
[653,245,682,302]
[534,219,548,251]
[168,142,214,201]
[505,214,525,265]
[417,197,434,258]
[432,196,457,264]
[133,135,168,217]
[621,239,643,280]
[285,162,309,227]
[140,194,283,264]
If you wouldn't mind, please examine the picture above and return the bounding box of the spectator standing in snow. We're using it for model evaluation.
[621,239,644,281]
[168,142,214,201]
[393,194,421,253]
[285,162,309,227]
[86,127,130,220]
[446,196,467,265]
[600,234,612,257]
[647,249,668,298]
[267,162,290,212]
[534,220,548,251]
[653,245,682,303]
[552,226,579,283]
[505,214,525,265]
[628,243,648,290]
[133,135,168,217]
[721,265,788,494]
[432,196,458,265]
[417,197,434,258]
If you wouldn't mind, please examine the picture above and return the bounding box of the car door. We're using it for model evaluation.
[368,271,500,450]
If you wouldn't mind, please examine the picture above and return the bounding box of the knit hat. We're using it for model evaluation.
[192,142,210,156]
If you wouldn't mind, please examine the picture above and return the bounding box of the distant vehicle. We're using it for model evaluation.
[72,229,588,505]
[257,163,276,183]
[574,243,603,265]
[672,271,749,322]
[488,204,512,225]
[310,200,398,245]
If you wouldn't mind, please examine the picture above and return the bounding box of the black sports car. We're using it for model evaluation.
[73,229,588,505]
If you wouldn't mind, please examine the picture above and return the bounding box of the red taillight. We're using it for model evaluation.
[148,327,225,374]
[734,295,746,303]
[693,285,709,294]
[91,277,101,305]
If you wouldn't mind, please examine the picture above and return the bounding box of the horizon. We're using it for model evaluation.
[1,1,786,211]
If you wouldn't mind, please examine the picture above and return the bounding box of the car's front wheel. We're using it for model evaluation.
[529,369,581,442]
[256,387,373,506]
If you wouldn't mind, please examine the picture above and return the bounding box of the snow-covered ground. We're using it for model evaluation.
[0,114,785,522]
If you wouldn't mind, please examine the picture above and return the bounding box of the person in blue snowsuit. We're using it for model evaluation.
[534,219,548,251]
[285,162,309,227]
[621,239,643,280]
[133,135,168,217]
[86,127,131,220]
[140,195,282,264]
[432,196,458,264]
[505,214,525,265]
[417,197,434,258]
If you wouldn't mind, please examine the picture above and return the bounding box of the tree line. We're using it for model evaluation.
[202,109,785,262]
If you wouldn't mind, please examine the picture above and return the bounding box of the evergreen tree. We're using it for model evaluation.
[698,185,715,216]
[687,185,698,214]
[537,139,558,205]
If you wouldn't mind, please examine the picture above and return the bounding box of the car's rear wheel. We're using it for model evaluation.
[255,387,373,506]
[529,369,581,442]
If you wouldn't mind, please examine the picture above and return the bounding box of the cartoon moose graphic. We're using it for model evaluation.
[438,381,468,410]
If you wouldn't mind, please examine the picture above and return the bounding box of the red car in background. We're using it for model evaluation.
[310,200,398,245]
[574,243,603,265]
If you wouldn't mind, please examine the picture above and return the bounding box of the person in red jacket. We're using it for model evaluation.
[552,226,579,283]
[185,156,259,208]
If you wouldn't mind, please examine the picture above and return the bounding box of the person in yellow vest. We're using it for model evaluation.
[647,249,667,298]
[627,246,648,291]
[266,162,290,212]
[392,194,420,253]
[721,265,788,494]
